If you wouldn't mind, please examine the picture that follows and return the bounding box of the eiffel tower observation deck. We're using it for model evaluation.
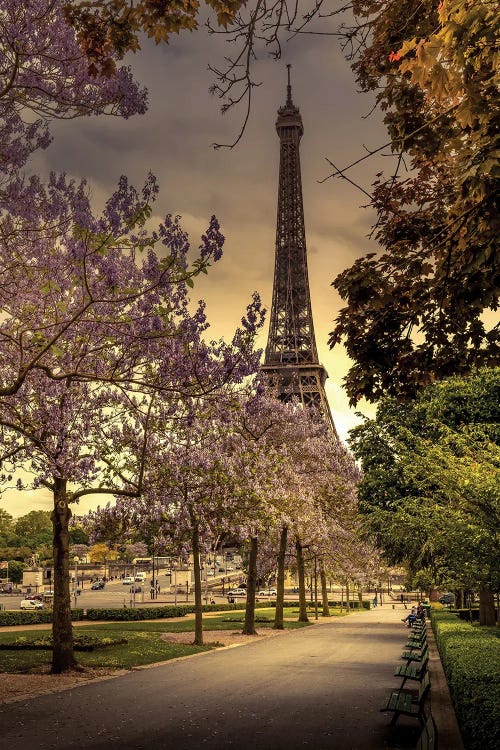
[261,66,336,434]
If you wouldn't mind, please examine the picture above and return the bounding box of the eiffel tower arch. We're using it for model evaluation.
[261,67,337,436]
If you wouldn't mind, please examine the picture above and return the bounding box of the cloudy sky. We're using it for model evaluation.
[4,9,393,518]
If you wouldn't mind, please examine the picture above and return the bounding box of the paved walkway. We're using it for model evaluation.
[0,603,463,750]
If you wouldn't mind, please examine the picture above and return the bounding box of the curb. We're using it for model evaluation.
[427,622,465,750]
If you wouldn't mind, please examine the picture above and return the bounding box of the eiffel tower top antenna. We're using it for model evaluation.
[286,64,292,104]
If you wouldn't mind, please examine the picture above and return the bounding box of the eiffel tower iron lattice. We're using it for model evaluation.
[262,67,337,435]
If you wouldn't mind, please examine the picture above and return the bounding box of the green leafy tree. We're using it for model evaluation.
[69,526,90,546]
[14,510,53,550]
[350,368,500,625]
[1,559,23,583]
[0,546,32,562]
[0,509,15,546]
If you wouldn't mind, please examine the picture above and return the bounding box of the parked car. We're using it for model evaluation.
[20,599,43,610]
[258,588,277,596]
[122,576,135,585]
[130,585,142,593]
[135,573,146,582]
[91,581,105,590]
[438,592,455,605]
[227,588,246,597]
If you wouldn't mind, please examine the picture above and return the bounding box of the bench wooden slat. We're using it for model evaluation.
[381,672,431,726]
[395,656,429,682]
[402,643,428,662]
[405,637,427,649]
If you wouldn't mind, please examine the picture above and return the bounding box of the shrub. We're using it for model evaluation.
[0,634,127,651]
[432,610,500,750]
[85,603,241,621]
[0,609,84,627]
[324,600,371,610]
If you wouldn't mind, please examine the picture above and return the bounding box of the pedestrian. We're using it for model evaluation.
[372,597,377,608]
[150,586,155,600]
[401,605,417,626]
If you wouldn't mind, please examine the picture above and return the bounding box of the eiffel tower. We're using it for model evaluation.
[261,66,336,434]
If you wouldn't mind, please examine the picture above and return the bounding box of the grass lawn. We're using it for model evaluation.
[0,607,311,673]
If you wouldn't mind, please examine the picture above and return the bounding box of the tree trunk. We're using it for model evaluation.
[358,582,363,609]
[320,560,330,617]
[242,536,258,635]
[479,585,496,626]
[296,538,309,623]
[274,525,288,630]
[51,477,77,673]
[191,521,203,646]
[455,588,464,609]
[346,580,350,613]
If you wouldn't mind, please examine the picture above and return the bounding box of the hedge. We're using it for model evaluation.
[255,600,371,610]
[432,610,500,750]
[0,609,84,627]
[326,600,371,610]
[0,598,370,627]
[85,603,242,621]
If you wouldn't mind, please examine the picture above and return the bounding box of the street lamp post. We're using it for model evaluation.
[73,559,78,608]
[314,554,318,621]
[151,550,155,599]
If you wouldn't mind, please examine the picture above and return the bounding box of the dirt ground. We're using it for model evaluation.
[0,627,287,704]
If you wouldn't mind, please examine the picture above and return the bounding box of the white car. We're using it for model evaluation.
[135,573,146,582]
[122,576,135,585]
[227,588,246,597]
[20,599,43,610]
[258,588,277,596]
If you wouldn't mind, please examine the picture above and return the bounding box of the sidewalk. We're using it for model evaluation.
[363,601,464,750]
[0,602,464,749]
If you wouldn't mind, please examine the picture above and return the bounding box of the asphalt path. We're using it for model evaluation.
[0,606,423,750]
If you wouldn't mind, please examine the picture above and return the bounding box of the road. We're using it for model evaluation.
[0,571,249,611]
[0,607,422,750]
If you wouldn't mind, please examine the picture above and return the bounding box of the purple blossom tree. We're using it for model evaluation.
[0,0,147,183]
[231,391,361,627]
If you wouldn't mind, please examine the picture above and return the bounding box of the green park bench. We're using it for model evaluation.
[394,655,429,688]
[381,670,431,726]
[414,713,437,750]
[412,619,426,630]
[402,642,429,663]
[412,620,427,631]
[405,632,427,649]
